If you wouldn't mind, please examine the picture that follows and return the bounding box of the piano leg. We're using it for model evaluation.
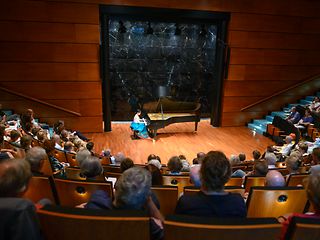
[195,121,198,132]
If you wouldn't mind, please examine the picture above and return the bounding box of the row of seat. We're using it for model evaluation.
[22,175,310,218]
[37,205,320,240]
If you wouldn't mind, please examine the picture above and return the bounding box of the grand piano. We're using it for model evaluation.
[143,97,201,137]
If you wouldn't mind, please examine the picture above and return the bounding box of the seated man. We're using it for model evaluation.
[265,170,286,187]
[25,146,48,175]
[0,158,42,240]
[274,135,294,157]
[80,156,104,180]
[286,107,301,124]
[175,151,246,218]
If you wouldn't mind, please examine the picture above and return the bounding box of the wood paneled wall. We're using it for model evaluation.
[1,0,320,131]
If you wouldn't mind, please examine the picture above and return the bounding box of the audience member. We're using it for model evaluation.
[25,146,47,175]
[238,153,246,162]
[310,147,320,175]
[179,155,190,172]
[175,151,246,217]
[252,150,261,161]
[0,158,42,240]
[265,146,278,166]
[189,164,201,187]
[86,167,164,240]
[265,170,286,187]
[76,149,91,166]
[120,157,134,173]
[281,173,320,239]
[43,139,64,172]
[148,159,162,170]
[285,154,301,176]
[80,156,103,179]
[146,164,163,185]
[167,156,183,175]
[286,107,301,124]
[229,155,240,166]
[247,159,268,176]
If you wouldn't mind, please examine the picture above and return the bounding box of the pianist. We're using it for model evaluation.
[130,109,149,139]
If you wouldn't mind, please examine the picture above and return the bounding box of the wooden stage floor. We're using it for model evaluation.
[88,120,274,165]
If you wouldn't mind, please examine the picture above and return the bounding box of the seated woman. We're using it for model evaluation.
[130,109,149,139]
[294,108,314,133]
[175,151,247,218]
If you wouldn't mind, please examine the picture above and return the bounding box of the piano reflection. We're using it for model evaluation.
[143,97,201,137]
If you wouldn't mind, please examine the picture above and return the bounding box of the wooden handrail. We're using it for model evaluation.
[0,85,81,116]
[241,74,320,111]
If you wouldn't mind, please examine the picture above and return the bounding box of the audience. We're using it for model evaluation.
[264,146,278,166]
[146,164,163,185]
[175,151,246,217]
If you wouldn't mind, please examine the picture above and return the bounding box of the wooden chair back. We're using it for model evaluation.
[22,176,58,204]
[246,186,308,218]
[37,206,149,240]
[164,215,282,240]
[225,177,243,187]
[54,178,113,207]
[285,216,320,240]
[100,156,111,165]
[103,165,122,173]
[151,186,178,217]
[184,186,245,197]
[244,176,266,192]
[53,149,67,163]
[162,175,192,196]
[104,171,122,180]
[41,155,53,176]
[286,173,309,187]
[65,152,78,167]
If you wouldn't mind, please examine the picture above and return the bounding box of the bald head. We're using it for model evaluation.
[265,170,286,187]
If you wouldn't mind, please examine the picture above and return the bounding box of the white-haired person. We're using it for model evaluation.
[85,167,164,240]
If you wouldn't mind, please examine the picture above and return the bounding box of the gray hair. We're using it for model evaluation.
[25,146,47,172]
[76,149,91,166]
[80,156,103,178]
[114,167,151,209]
[286,154,301,172]
[229,155,240,166]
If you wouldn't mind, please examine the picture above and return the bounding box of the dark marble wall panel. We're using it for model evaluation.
[108,19,217,120]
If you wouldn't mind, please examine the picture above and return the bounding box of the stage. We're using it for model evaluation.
[88,120,274,165]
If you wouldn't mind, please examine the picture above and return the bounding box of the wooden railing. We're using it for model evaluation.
[0,85,81,116]
[241,74,320,112]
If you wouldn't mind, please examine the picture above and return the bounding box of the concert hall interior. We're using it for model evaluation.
[1,0,320,239]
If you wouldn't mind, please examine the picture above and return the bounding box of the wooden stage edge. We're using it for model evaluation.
[88,120,274,165]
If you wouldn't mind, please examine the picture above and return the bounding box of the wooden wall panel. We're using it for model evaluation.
[227,65,320,81]
[230,13,320,34]
[0,21,99,43]
[230,48,320,65]
[229,31,320,50]
[0,1,99,24]
[0,63,100,81]
[35,0,320,17]
[1,82,102,100]
[0,43,99,63]
[1,98,102,118]
[223,80,301,97]
[40,117,103,133]
[1,0,320,132]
